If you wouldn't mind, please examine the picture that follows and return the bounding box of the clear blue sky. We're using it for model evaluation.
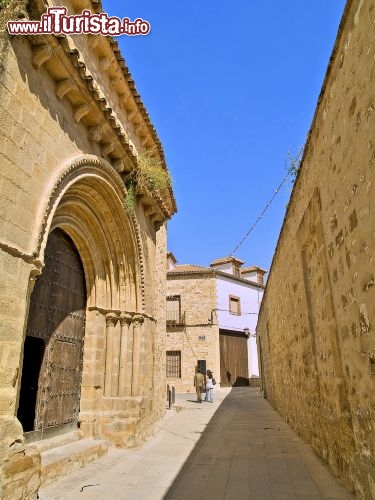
[102,0,346,272]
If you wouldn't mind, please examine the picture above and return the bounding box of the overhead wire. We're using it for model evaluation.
[167,151,303,315]
[230,147,303,256]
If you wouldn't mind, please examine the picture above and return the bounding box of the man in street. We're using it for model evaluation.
[194,369,205,403]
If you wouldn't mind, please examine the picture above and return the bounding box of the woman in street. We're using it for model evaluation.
[205,371,214,403]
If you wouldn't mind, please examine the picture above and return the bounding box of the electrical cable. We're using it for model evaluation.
[230,147,304,255]
[168,150,303,310]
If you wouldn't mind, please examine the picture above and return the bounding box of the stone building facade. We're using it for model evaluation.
[166,254,264,392]
[0,1,175,498]
[256,1,375,498]
[166,261,220,393]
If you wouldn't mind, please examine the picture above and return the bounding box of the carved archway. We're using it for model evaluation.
[18,156,147,440]
[35,155,145,312]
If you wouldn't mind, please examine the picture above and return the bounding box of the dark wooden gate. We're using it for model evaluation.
[17,229,86,437]
[219,330,249,387]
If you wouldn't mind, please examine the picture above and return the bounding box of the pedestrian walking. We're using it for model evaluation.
[205,370,212,402]
[205,372,214,403]
[194,369,205,403]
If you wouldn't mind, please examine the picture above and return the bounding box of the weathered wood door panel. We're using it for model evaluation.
[219,330,249,387]
[18,229,86,435]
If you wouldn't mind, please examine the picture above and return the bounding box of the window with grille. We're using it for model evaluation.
[166,351,181,378]
[197,359,206,375]
[166,295,181,323]
[229,295,241,315]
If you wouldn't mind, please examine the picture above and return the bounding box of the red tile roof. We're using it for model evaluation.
[241,266,267,274]
[167,264,213,274]
[210,256,245,267]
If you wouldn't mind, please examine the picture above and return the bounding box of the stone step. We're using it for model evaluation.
[40,438,108,486]
[31,430,84,452]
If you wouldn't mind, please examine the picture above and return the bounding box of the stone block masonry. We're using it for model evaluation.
[257,1,375,498]
[0,0,176,497]
[166,272,221,392]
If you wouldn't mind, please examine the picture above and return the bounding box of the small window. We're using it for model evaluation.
[257,274,264,286]
[166,296,181,323]
[166,350,181,378]
[229,295,241,315]
[233,265,240,278]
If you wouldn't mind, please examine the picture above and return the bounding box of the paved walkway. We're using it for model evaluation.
[39,388,353,500]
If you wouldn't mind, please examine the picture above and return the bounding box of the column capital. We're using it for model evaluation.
[119,313,133,326]
[105,312,118,327]
[132,314,144,326]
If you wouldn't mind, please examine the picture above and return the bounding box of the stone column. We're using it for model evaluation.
[131,314,144,396]
[104,313,118,397]
[118,313,132,396]
[111,315,121,397]
[80,309,106,410]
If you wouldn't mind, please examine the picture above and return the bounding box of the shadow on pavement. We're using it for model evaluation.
[164,387,352,500]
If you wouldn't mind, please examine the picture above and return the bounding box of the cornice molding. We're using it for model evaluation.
[88,306,155,323]
[25,29,176,220]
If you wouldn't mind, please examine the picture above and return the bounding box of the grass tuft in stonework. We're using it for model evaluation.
[287,146,304,182]
[124,184,136,214]
[124,148,172,212]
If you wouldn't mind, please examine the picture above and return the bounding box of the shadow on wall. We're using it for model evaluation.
[224,371,249,387]
[233,376,249,387]
[11,36,95,156]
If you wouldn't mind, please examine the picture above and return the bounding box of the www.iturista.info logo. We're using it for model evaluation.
[7,7,151,36]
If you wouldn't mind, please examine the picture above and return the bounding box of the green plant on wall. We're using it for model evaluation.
[124,148,171,213]
[123,183,136,213]
[287,146,304,182]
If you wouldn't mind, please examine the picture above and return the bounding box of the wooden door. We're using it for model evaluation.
[219,330,249,387]
[18,229,86,436]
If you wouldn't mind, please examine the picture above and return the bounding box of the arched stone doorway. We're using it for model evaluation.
[16,156,150,446]
[17,228,86,440]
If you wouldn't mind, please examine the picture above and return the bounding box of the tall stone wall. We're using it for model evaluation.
[166,273,220,392]
[0,0,175,497]
[257,1,375,497]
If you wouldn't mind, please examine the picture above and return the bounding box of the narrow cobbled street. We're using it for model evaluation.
[40,388,352,500]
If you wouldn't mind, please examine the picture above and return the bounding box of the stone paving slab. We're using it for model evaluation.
[39,388,353,500]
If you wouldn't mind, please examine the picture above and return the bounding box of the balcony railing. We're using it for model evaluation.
[166,310,185,325]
